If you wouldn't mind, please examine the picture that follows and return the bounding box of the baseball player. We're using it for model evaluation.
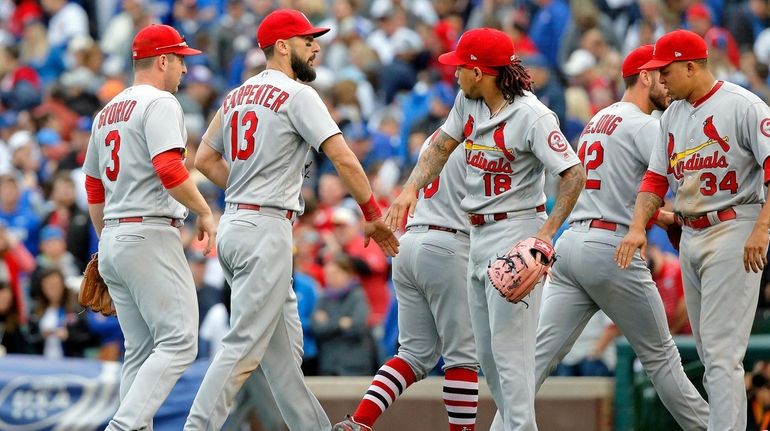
[386,28,586,431]
[617,29,770,430]
[333,131,479,431]
[83,24,217,431]
[529,45,710,429]
[186,9,399,431]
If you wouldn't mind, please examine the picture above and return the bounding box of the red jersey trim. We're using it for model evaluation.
[764,157,770,185]
[85,175,105,204]
[639,170,669,199]
[152,149,189,189]
[692,81,723,108]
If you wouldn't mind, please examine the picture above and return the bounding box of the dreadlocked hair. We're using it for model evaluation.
[496,56,533,104]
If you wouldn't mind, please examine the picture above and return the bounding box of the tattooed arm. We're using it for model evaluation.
[384,130,460,231]
[536,164,586,242]
[614,192,664,268]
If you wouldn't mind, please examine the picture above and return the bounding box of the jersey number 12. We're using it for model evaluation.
[578,140,605,190]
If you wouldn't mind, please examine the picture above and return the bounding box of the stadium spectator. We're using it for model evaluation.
[312,252,375,376]
[27,267,92,358]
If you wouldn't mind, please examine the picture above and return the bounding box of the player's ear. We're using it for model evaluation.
[640,70,651,87]
[472,67,483,81]
[158,54,168,72]
[276,39,290,56]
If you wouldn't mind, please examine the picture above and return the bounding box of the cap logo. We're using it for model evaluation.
[674,51,682,57]
[470,54,478,61]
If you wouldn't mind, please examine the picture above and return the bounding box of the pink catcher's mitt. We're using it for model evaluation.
[487,237,556,305]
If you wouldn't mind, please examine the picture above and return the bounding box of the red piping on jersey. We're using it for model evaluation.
[85,175,105,204]
[691,81,723,108]
[639,170,668,199]
[152,149,189,189]
[764,157,770,185]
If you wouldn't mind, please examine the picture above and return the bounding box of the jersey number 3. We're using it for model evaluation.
[105,130,121,181]
[230,111,258,161]
[578,140,605,190]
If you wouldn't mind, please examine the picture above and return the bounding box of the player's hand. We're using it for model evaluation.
[744,224,769,273]
[384,187,418,232]
[655,210,677,229]
[615,228,647,269]
[363,218,399,257]
[197,213,217,256]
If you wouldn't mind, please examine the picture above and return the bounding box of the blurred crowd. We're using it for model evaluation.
[2,0,770,381]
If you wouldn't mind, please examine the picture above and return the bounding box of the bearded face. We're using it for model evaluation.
[290,47,317,82]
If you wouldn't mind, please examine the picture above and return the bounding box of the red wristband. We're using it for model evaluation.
[646,208,660,230]
[359,194,382,222]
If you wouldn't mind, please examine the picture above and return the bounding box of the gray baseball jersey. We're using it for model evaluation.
[648,81,770,216]
[645,80,768,430]
[529,102,710,431]
[185,68,335,431]
[407,134,470,233]
[441,91,579,430]
[84,84,199,431]
[569,102,662,226]
[209,69,340,211]
[383,135,477,427]
[83,85,188,220]
[441,90,580,213]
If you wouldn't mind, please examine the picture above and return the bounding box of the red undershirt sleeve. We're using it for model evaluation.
[638,170,669,199]
[152,149,189,189]
[85,175,105,204]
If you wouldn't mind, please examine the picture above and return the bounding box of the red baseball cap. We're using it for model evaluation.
[257,9,330,49]
[132,24,201,60]
[438,28,515,76]
[686,4,712,22]
[639,30,709,71]
[622,44,654,77]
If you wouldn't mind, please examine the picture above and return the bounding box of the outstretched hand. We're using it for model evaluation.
[364,218,399,257]
[384,187,418,232]
[614,228,647,269]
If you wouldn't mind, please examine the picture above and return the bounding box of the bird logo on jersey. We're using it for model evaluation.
[463,115,475,139]
[667,116,730,179]
[702,116,730,152]
[493,122,516,161]
[463,115,514,173]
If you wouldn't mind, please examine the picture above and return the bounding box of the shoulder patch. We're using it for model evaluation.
[761,118,770,138]
[547,131,568,152]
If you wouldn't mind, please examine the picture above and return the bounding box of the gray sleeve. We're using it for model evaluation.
[440,92,467,142]
[202,108,225,154]
[743,102,770,168]
[633,119,661,166]
[647,115,669,176]
[528,113,581,175]
[287,87,341,151]
[143,96,187,158]
[82,129,100,178]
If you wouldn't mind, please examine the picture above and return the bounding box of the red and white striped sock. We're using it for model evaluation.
[443,367,478,431]
[352,357,417,427]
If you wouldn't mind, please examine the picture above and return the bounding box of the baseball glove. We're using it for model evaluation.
[487,237,556,305]
[78,254,116,317]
